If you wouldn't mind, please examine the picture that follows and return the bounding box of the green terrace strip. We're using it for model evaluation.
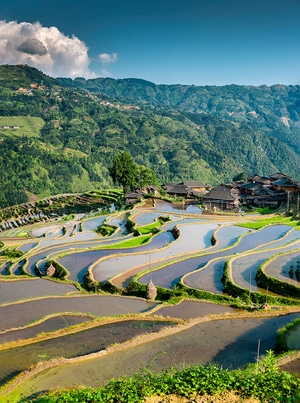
[236,215,300,230]
[102,234,153,249]
[137,221,162,235]
[15,352,300,403]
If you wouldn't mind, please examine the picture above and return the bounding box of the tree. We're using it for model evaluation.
[110,151,138,193]
[135,165,159,189]
[233,172,248,182]
[110,151,159,193]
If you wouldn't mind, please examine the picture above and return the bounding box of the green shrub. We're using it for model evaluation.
[95,223,117,236]
[256,266,300,300]
[23,352,300,403]
[2,247,23,259]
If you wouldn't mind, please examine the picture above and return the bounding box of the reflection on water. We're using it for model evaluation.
[0,279,77,305]
[18,243,38,253]
[154,200,202,214]
[13,312,300,396]
[138,224,296,289]
[82,216,106,231]
[0,320,171,385]
[93,223,218,282]
[0,315,92,344]
[264,249,300,286]
[0,295,158,332]
[58,231,174,282]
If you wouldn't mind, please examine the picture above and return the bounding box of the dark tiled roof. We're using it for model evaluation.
[240,182,261,190]
[269,172,291,181]
[247,175,271,185]
[164,184,189,195]
[272,178,300,188]
[203,185,240,201]
[179,181,205,188]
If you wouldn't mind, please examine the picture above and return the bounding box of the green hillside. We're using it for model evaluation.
[0,116,44,137]
[0,65,300,207]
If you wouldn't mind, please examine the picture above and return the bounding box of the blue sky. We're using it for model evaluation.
[1,0,300,85]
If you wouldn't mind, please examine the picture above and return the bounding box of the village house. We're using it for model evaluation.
[162,180,208,199]
[126,172,300,212]
[202,184,241,212]
[162,183,191,199]
[238,182,285,208]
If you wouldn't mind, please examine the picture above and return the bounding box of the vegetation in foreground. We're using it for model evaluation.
[16,352,300,403]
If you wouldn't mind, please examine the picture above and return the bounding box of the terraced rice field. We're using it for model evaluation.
[0,200,300,402]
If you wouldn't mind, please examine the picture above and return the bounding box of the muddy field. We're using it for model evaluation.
[11,313,300,400]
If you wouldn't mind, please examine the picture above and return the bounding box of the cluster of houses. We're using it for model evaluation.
[164,173,300,212]
[17,83,46,95]
[127,172,300,213]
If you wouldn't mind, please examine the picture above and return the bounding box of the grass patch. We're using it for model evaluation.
[61,214,75,222]
[0,116,44,137]
[237,215,300,230]
[138,221,161,235]
[103,234,153,248]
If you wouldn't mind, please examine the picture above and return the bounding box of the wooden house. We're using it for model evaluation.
[239,183,285,208]
[162,183,190,198]
[202,184,241,212]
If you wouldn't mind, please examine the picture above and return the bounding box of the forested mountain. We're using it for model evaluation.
[0,64,300,207]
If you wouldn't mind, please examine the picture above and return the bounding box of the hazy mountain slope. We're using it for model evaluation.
[0,65,300,207]
[76,77,300,153]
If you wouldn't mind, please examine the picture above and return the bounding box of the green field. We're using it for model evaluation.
[237,215,300,230]
[0,116,44,137]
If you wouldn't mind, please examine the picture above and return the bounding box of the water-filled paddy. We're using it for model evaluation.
[231,239,300,293]
[17,242,38,253]
[254,228,300,251]
[287,323,300,349]
[138,224,295,289]
[0,279,78,305]
[2,206,300,398]
[152,300,236,319]
[183,257,227,294]
[58,230,174,282]
[264,250,300,286]
[138,199,202,215]
[0,295,158,332]
[81,216,106,231]
[0,314,92,344]
[14,313,300,398]
[0,320,173,385]
[93,222,219,282]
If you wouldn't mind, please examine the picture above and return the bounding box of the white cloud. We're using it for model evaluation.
[0,20,96,78]
[98,52,118,64]
[98,52,118,77]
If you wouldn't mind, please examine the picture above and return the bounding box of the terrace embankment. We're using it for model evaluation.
[2,308,300,400]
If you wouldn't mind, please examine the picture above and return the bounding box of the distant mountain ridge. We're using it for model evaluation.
[0,64,300,207]
[64,74,300,157]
